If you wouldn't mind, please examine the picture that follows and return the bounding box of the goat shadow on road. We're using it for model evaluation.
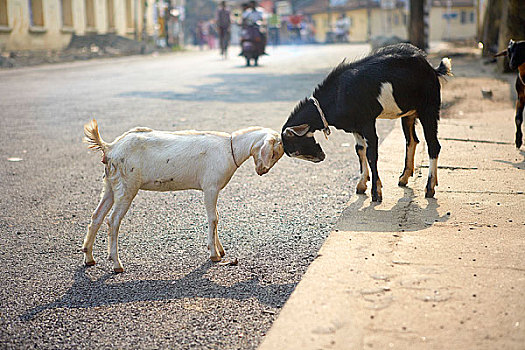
[116,71,327,103]
[336,186,449,232]
[494,150,525,170]
[20,261,296,321]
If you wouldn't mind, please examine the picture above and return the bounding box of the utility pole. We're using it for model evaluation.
[367,0,371,41]
[475,0,480,41]
[134,0,139,40]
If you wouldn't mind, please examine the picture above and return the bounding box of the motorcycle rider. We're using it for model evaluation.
[239,1,267,57]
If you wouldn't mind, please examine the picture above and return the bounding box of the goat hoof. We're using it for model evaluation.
[210,256,222,262]
[113,267,124,273]
[81,247,88,253]
[516,139,523,149]
[425,189,435,198]
[356,187,366,194]
[398,180,408,187]
[372,195,382,202]
[220,250,226,258]
[84,260,96,267]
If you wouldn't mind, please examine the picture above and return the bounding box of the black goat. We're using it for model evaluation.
[281,44,452,202]
[495,39,525,148]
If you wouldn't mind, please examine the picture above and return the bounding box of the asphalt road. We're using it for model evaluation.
[0,44,393,349]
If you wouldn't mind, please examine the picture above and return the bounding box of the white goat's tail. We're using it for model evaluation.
[84,119,107,153]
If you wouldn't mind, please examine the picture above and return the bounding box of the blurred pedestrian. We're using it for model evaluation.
[268,7,281,46]
[288,13,302,43]
[217,1,231,58]
[335,14,350,42]
[206,20,217,50]
[196,20,205,50]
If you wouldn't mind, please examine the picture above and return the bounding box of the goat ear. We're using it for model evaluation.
[256,137,276,175]
[260,137,275,164]
[284,124,310,138]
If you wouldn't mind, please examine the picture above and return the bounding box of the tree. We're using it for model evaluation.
[481,0,525,71]
[408,0,426,50]
[481,0,502,57]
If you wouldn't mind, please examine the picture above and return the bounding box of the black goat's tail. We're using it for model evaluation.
[435,57,453,77]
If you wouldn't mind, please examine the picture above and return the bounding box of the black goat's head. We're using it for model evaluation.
[281,100,326,163]
[495,40,525,70]
[507,40,525,71]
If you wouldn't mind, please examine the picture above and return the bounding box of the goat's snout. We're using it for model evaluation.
[256,164,270,176]
[292,151,326,163]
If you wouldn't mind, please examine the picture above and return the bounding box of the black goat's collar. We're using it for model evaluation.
[309,96,331,139]
[230,135,239,168]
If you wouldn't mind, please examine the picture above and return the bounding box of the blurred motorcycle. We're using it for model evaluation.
[240,23,266,66]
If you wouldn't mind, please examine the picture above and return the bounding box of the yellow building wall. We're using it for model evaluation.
[429,6,477,41]
[345,8,368,42]
[312,12,333,43]
[0,0,72,50]
[310,5,476,44]
[370,8,408,40]
[0,0,152,51]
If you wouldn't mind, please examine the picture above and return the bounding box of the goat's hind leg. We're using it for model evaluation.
[204,190,222,262]
[106,189,137,273]
[420,109,441,198]
[215,233,225,258]
[399,115,419,186]
[515,89,524,148]
[353,133,370,194]
[82,179,114,266]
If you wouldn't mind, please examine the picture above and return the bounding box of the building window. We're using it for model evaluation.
[29,0,44,27]
[460,10,467,24]
[107,0,115,29]
[470,11,475,23]
[85,0,95,28]
[394,14,399,26]
[126,0,133,29]
[0,0,8,26]
[61,0,73,27]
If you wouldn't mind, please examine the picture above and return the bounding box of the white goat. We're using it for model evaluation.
[82,119,284,273]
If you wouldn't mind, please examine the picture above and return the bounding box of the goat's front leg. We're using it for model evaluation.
[353,133,369,194]
[204,190,222,262]
[399,115,419,186]
[515,92,524,148]
[363,126,382,202]
[82,179,114,266]
[106,190,136,273]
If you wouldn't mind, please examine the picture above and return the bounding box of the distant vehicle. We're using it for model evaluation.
[240,24,265,66]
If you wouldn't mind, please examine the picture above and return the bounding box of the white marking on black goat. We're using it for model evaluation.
[377,83,416,120]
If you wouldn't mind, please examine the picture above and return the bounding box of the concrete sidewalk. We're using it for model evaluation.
[259,107,525,349]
